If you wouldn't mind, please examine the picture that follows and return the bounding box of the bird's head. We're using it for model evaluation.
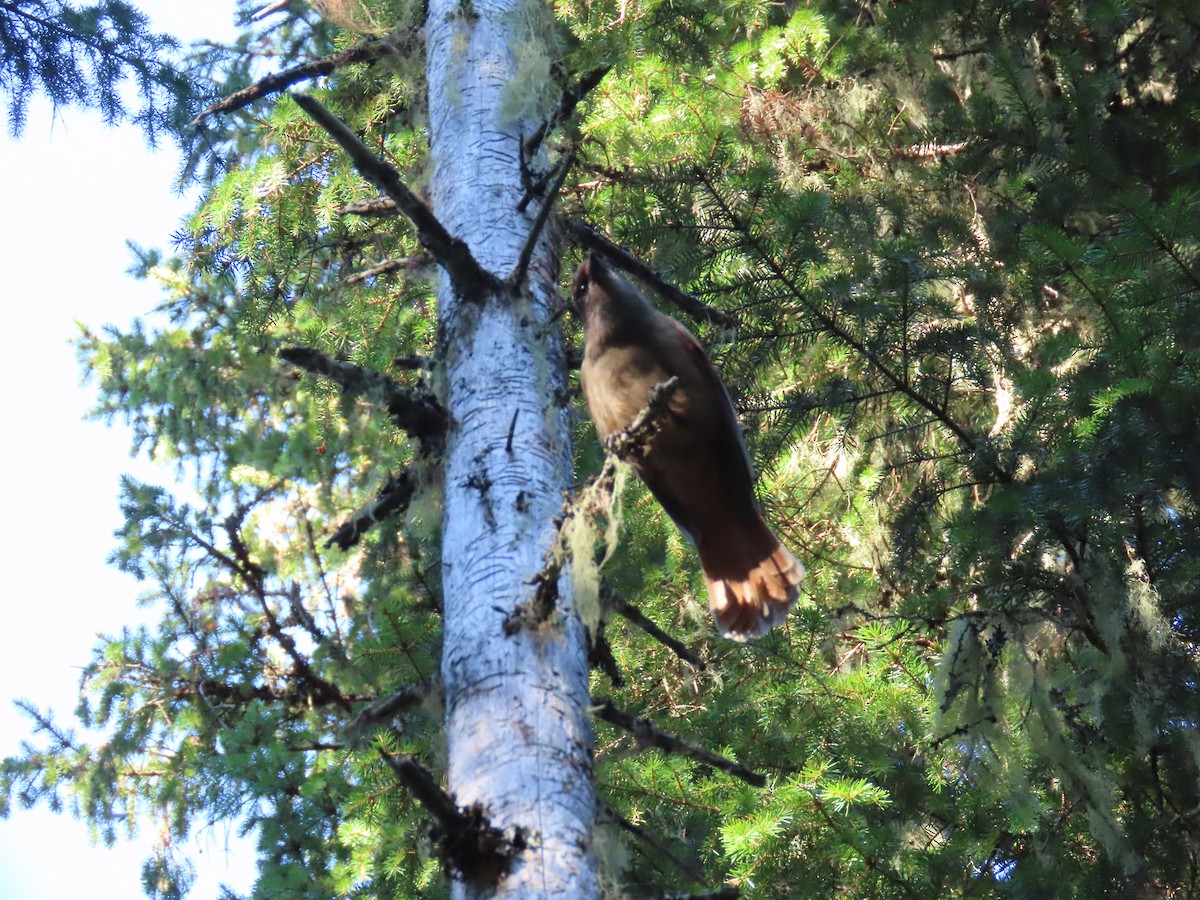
[568,253,653,336]
[569,252,606,319]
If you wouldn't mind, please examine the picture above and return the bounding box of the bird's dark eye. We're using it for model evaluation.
[574,277,589,298]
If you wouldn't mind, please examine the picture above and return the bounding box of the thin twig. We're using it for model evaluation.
[589,625,624,686]
[512,149,576,284]
[601,802,705,884]
[523,65,611,157]
[345,252,432,285]
[346,680,433,740]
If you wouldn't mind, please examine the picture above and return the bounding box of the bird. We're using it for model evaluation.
[571,253,803,640]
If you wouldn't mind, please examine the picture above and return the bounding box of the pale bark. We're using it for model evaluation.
[425,0,599,896]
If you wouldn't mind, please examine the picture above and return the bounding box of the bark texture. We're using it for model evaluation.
[425,0,599,896]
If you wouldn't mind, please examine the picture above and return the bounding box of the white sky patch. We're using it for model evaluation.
[0,3,259,896]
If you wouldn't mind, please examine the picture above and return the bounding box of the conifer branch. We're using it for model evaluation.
[601,802,706,884]
[523,64,611,158]
[190,38,398,124]
[337,196,400,217]
[593,699,767,787]
[691,170,986,463]
[279,346,446,453]
[291,93,502,304]
[220,499,354,713]
[326,471,418,551]
[345,252,432,285]
[346,680,434,739]
[605,585,706,671]
[565,219,737,328]
[377,748,525,887]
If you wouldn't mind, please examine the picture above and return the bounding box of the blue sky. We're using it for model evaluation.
[0,3,261,895]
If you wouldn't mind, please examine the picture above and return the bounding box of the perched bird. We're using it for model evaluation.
[572,253,803,640]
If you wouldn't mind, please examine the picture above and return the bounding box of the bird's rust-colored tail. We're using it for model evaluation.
[699,518,804,641]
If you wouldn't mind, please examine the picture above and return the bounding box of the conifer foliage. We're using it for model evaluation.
[0,0,193,137]
[4,0,1200,897]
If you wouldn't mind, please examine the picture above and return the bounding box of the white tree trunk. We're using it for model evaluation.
[425,1,599,897]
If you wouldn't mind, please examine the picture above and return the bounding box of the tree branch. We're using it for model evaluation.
[345,251,432,285]
[601,802,705,884]
[186,679,372,708]
[336,196,401,217]
[327,470,419,551]
[346,680,434,739]
[565,219,737,329]
[523,65,611,158]
[222,502,353,713]
[279,346,446,454]
[190,39,397,124]
[605,584,706,671]
[291,93,502,304]
[588,623,624,686]
[512,149,575,284]
[377,748,526,888]
[593,699,767,787]
[602,376,681,461]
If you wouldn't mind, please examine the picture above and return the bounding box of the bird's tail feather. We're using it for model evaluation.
[701,524,804,641]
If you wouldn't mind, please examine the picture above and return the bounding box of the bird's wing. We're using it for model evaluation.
[664,316,757,491]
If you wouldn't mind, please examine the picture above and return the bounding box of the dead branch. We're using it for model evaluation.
[279,346,446,453]
[523,65,611,158]
[337,196,400,217]
[188,679,371,707]
[377,749,526,887]
[593,698,767,787]
[346,679,434,739]
[345,251,433,285]
[601,802,705,884]
[191,38,397,124]
[292,93,501,304]
[251,0,293,20]
[588,623,623,686]
[512,148,576,283]
[602,375,681,461]
[327,470,418,550]
[392,354,432,370]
